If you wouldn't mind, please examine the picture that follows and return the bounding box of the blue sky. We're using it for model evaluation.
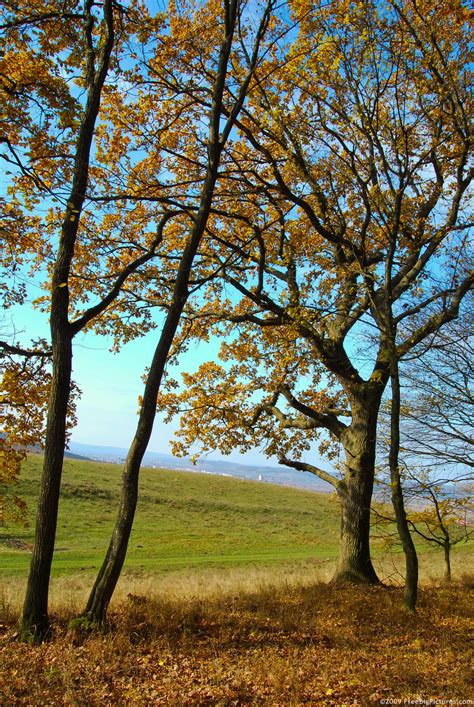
[6,298,279,465]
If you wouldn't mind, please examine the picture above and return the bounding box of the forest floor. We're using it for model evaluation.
[1,576,473,705]
[2,456,473,704]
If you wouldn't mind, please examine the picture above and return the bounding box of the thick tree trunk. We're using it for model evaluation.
[335,475,379,584]
[332,396,380,584]
[21,331,73,641]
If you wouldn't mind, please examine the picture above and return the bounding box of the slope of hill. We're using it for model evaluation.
[68,441,333,492]
[1,455,341,577]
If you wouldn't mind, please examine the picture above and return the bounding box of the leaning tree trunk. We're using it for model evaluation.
[333,393,381,584]
[78,0,273,626]
[388,322,418,611]
[81,304,185,624]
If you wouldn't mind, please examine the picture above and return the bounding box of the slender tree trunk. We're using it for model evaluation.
[82,306,186,624]
[391,475,418,610]
[388,338,418,611]
[333,397,380,584]
[443,541,451,582]
[21,330,73,641]
[78,0,274,627]
[19,2,115,642]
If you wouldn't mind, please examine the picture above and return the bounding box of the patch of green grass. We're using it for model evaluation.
[0,455,341,577]
[2,455,472,583]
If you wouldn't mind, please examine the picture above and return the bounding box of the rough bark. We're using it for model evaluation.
[332,393,381,584]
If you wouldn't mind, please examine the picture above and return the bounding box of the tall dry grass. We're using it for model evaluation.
[3,546,471,622]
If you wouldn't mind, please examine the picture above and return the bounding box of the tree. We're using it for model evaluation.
[158,0,473,584]
[0,339,51,525]
[373,468,473,582]
[375,314,473,587]
[2,0,121,641]
[1,0,227,641]
[407,475,473,582]
[79,0,277,626]
[395,316,474,472]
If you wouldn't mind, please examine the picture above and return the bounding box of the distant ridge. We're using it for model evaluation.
[68,441,332,493]
[64,449,93,461]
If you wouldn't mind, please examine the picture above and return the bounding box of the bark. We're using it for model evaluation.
[82,300,188,623]
[443,542,451,582]
[391,476,418,610]
[20,1,115,642]
[332,394,381,584]
[20,331,73,641]
[389,330,418,611]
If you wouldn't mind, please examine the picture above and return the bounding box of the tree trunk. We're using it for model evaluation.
[335,477,380,584]
[333,396,380,584]
[77,0,272,626]
[81,311,182,624]
[388,335,418,611]
[21,331,73,641]
[391,480,418,610]
[81,440,141,624]
[19,1,115,642]
[443,541,451,582]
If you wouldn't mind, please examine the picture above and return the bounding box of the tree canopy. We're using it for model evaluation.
[158,0,473,582]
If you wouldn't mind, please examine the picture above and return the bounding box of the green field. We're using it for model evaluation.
[2,455,472,586]
[1,455,343,577]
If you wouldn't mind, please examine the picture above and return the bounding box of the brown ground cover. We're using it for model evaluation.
[1,579,472,705]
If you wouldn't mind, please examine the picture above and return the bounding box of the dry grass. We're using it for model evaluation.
[3,545,471,620]
[1,567,473,705]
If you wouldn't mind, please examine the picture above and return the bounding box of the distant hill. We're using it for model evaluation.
[68,441,332,493]
[64,449,93,461]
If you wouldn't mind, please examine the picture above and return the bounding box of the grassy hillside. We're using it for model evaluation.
[2,456,473,704]
[1,454,342,577]
[2,454,472,587]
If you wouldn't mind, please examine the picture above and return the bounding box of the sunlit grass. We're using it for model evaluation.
[0,454,342,577]
[1,576,472,704]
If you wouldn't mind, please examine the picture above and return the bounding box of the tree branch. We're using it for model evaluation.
[278,456,340,490]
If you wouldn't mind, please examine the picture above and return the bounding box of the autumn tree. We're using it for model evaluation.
[1,0,237,641]
[78,0,277,625]
[158,0,473,585]
[0,339,51,525]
